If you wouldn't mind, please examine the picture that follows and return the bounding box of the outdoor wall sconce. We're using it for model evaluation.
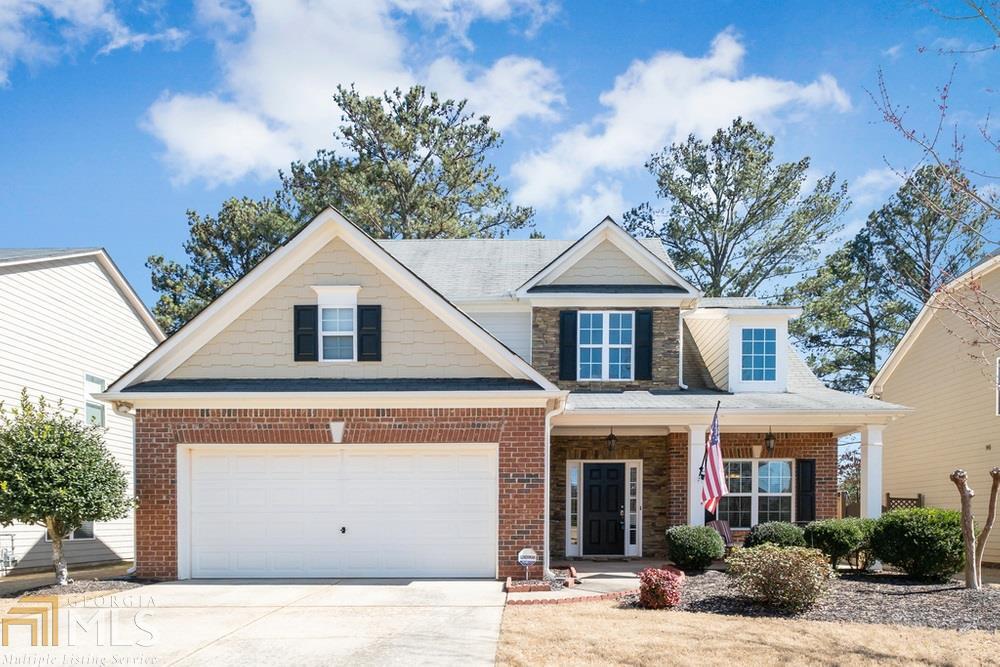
[607,427,617,454]
[765,427,777,457]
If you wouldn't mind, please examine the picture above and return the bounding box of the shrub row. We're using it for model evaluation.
[727,544,832,610]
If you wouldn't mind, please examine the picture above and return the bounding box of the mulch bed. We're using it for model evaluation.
[8,578,143,599]
[621,570,1000,631]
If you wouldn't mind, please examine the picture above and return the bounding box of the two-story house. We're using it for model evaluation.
[0,248,163,576]
[870,251,1000,566]
[99,210,907,580]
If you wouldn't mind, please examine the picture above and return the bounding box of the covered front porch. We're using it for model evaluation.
[547,410,890,562]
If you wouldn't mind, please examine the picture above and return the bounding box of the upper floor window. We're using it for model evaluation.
[578,311,634,381]
[84,374,105,427]
[741,328,776,382]
[312,286,360,362]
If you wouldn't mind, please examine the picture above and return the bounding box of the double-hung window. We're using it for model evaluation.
[578,311,634,381]
[715,459,793,529]
[740,328,776,382]
[313,286,360,362]
[46,521,94,541]
[84,374,105,427]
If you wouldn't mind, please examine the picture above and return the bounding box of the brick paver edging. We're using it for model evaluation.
[505,588,640,606]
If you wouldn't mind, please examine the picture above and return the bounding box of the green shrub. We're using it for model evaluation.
[638,566,685,609]
[804,519,866,568]
[727,544,832,611]
[853,518,877,571]
[743,522,805,548]
[666,525,724,570]
[871,508,965,580]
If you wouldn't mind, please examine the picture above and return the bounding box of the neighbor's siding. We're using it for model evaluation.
[169,237,509,379]
[465,310,532,362]
[0,256,159,573]
[683,316,730,390]
[880,267,1000,565]
[547,240,661,285]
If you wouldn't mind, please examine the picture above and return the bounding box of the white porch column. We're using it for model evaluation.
[860,425,884,519]
[687,424,710,525]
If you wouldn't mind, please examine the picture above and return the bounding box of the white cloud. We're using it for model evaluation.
[567,181,626,236]
[145,0,563,184]
[882,43,903,60]
[426,55,563,130]
[393,0,557,44]
[0,1,185,86]
[852,167,903,208]
[511,29,852,209]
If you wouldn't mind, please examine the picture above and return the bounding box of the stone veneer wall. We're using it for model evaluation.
[531,307,680,391]
[134,407,546,580]
[550,432,838,559]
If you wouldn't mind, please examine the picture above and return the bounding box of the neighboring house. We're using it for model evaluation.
[100,211,907,580]
[869,252,1000,566]
[0,248,164,575]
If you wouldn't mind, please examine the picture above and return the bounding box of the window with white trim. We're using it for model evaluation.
[46,521,95,541]
[578,311,634,381]
[740,328,777,382]
[313,286,359,362]
[715,459,794,529]
[84,374,105,427]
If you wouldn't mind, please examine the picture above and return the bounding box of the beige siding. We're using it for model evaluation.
[880,267,1000,564]
[684,317,730,390]
[465,309,532,362]
[0,257,159,573]
[548,240,661,285]
[170,237,509,379]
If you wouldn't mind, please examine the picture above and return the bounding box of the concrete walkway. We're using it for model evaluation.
[507,559,657,604]
[2,579,506,666]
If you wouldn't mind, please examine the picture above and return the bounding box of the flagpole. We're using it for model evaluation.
[698,400,721,481]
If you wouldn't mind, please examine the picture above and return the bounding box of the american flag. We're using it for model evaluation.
[700,404,728,514]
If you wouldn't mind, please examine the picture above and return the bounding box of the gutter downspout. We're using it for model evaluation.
[678,312,688,390]
[543,393,568,577]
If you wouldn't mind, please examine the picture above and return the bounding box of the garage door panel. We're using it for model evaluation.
[189,446,496,578]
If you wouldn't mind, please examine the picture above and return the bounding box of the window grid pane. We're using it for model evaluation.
[321,307,353,333]
[717,496,751,529]
[569,466,579,546]
[322,335,353,360]
[741,328,777,381]
[85,402,105,427]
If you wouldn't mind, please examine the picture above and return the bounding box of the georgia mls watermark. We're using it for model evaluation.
[0,594,158,662]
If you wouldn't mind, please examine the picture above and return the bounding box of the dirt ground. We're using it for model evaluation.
[498,600,1000,666]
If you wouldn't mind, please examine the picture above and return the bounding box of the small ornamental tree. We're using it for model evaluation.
[0,391,132,585]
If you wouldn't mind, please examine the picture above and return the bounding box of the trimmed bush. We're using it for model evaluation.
[666,525,724,570]
[804,519,865,568]
[638,566,685,609]
[727,544,833,611]
[743,521,806,548]
[871,508,965,580]
[853,518,877,571]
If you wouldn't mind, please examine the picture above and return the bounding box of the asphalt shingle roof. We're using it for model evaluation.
[376,238,671,301]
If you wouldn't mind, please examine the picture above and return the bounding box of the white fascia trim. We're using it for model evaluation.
[109,208,557,392]
[98,389,565,409]
[524,295,697,308]
[554,409,909,430]
[515,218,701,298]
[684,307,802,320]
[869,253,1000,395]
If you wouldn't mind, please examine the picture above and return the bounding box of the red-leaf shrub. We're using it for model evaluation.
[638,566,685,609]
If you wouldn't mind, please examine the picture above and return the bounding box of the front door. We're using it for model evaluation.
[582,463,625,555]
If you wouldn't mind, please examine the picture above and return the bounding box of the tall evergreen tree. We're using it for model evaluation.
[627,118,849,297]
[785,230,914,393]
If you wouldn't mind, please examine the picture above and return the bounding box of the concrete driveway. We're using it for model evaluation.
[5,579,506,666]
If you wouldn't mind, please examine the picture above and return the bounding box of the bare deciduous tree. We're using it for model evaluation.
[950,467,1000,590]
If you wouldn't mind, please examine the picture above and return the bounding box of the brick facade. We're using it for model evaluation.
[549,432,837,558]
[134,407,546,580]
[531,307,680,391]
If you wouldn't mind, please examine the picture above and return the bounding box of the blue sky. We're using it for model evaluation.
[1,1,996,306]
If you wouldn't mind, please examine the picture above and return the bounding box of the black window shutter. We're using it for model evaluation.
[634,309,653,381]
[293,305,318,362]
[357,305,382,362]
[796,459,817,523]
[558,310,578,380]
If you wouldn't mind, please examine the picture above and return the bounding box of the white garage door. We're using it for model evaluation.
[187,445,497,578]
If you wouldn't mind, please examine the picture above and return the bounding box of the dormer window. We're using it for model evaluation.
[578,311,634,381]
[311,286,361,363]
[741,328,777,382]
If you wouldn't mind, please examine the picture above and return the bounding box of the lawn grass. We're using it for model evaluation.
[498,600,1000,666]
